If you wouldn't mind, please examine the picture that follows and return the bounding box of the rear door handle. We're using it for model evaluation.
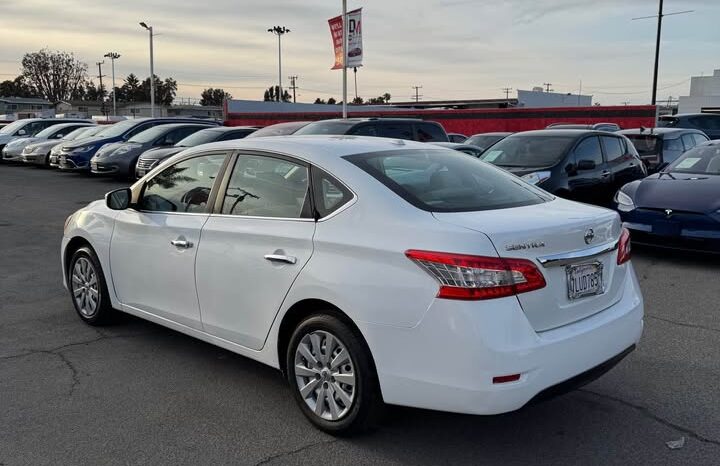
[171,238,193,249]
[264,254,297,264]
[601,170,611,178]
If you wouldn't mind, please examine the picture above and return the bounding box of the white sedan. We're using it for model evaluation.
[61,136,643,434]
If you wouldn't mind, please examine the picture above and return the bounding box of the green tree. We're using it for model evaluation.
[0,76,37,98]
[327,97,337,105]
[117,73,143,102]
[313,98,327,104]
[352,96,364,105]
[141,75,177,106]
[263,85,291,102]
[200,88,232,106]
[20,49,88,102]
[367,93,391,104]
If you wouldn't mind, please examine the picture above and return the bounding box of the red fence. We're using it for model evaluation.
[225,105,656,134]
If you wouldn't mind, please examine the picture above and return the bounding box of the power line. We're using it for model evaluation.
[96,61,106,116]
[502,87,513,102]
[411,85,423,102]
[288,75,298,103]
[543,83,553,93]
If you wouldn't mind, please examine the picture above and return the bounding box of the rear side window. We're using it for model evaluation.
[345,148,550,212]
[377,123,413,140]
[311,167,353,218]
[349,125,378,137]
[681,134,696,151]
[601,136,625,162]
[415,123,447,142]
[693,133,709,146]
[664,138,684,152]
[574,137,603,166]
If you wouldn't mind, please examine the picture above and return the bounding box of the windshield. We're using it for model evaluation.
[80,125,110,138]
[128,125,171,143]
[35,125,76,139]
[667,145,720,175]
[99,119,145,138]
[61,127,92,140]
[174,128,222,147]
[465,134,506,150]
[625,134,660,156]
[294,120,356,135]
[479,135,576,167]
[345,148,550,212]
[247,122,308,137]
[0,119,32,135]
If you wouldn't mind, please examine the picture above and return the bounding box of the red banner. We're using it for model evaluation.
[328,8,363,70]
[328,14,344,70]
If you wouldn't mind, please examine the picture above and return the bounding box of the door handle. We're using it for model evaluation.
[171,239,193,249]
[600,170,611,178]
[264,254,297,264]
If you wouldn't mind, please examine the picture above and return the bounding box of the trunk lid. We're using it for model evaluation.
[434,198,626,332]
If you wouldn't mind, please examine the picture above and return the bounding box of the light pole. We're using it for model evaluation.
[103,52,120,117]
[267,26,290,102]
[139,22,155,117]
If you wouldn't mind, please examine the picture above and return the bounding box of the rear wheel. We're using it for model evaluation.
[287,314,383,435]
[68,246,115,325]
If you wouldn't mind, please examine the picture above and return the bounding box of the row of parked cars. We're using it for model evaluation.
[3,113,719,252]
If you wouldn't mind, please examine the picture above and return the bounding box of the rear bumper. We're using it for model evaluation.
[363,264,643,415]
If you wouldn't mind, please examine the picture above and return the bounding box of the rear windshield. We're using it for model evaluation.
[625,134,660,156]
[480,135,576,168]
[247,122,308,137]
[667,145,720,175]
[294,120,356,135]
[345,148,550,212]
[465,134,506,150]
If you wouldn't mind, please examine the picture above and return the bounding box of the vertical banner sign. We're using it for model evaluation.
[329,8,363,70]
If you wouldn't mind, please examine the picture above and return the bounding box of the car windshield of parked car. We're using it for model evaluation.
[666,145,720,175]
[625,134,660,156]
[34,125,72,139]
[345,148,550,212]
[174,129,221,147]
[0,119,31,135]
[465,134,505,149]
[81,125,110,138]
[479,135,576,167]
[98,119,144,138]
[294,120,357,135]
[247,122,307,137]
[61,127,92,140]
[128,125,172,143]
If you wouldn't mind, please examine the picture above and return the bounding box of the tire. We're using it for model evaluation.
[286,313,383,435]
[67,246,115,325]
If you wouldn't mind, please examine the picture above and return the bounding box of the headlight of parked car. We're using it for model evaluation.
[70,145,96,154]
[110,145,134,156]
[614,190,635,212]
[521,171,552,186]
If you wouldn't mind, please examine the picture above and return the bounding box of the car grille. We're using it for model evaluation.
[136,158,158,170]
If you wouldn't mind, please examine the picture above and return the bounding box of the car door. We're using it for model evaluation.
[196,152,316,350]
[567,136,611,204]
[109,151,230,329]
[601,135,640,191]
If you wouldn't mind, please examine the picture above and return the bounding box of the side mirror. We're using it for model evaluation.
[106,187,131,210]
[577,160,596,170]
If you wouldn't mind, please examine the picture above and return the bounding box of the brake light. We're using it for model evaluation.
[617,228,631,265]
[405,250,546,300]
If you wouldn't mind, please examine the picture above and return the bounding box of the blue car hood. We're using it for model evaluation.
[64,135,119,150]
[634,173,720,213]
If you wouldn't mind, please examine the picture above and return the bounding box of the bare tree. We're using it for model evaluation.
[21,49,88,102]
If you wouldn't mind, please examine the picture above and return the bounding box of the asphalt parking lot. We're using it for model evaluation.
[1,164,719,466]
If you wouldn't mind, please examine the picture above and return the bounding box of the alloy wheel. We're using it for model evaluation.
[294,330,356,421]
[71,257,100,318]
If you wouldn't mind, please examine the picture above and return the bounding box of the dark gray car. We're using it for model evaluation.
[658,113,720,139]
[90,123,216,178]
[135,126,258,178]
[619,127,709,172]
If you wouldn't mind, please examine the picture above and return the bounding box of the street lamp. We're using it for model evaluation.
[139,22,155,117]
[267,26,290,102]
[103,52,121,117]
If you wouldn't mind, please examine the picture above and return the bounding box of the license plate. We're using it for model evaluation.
[137,169,146,177]
[566,262,603,300]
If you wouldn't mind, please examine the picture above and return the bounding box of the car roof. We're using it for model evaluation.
[619,128,704,136]
[660,113,720,118]
[308,117,427,124]
[138,122,216,131]
[507,129,617,137]
[469,132,513,137]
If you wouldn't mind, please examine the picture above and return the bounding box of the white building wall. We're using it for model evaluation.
[516,90,592,108]
[678,69,720,113]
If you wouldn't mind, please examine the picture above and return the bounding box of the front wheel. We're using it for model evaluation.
[68,246,115,325]
[287,314,383,435]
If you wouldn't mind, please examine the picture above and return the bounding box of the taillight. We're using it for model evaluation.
[617,228,631,265]
[405,250,546,300]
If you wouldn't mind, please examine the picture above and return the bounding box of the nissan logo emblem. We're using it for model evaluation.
[584,229,595,245]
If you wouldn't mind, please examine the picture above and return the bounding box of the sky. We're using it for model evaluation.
[1,0,718,105]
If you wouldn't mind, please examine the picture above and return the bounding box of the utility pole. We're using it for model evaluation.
[103,52,120,117]
[411,85,423,103]
[96,61,106,117]
[353,67,358,100]
[632,1,693,105]
[543,83,553,93]
[502,87,512,103]
[268,26,290,102]
[288,75,298,103]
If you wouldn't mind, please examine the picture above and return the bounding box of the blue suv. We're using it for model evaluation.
[58,118,219,171]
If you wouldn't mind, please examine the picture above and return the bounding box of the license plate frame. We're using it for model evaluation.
[566,262,604,300]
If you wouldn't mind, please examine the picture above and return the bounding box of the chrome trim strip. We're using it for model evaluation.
[537,240,619,268]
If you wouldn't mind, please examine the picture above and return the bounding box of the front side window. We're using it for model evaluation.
[221,154,310,218]
[346,148,550,213]
[140,153,227,213]
[693,133,710,146]
[601,136,625,162]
